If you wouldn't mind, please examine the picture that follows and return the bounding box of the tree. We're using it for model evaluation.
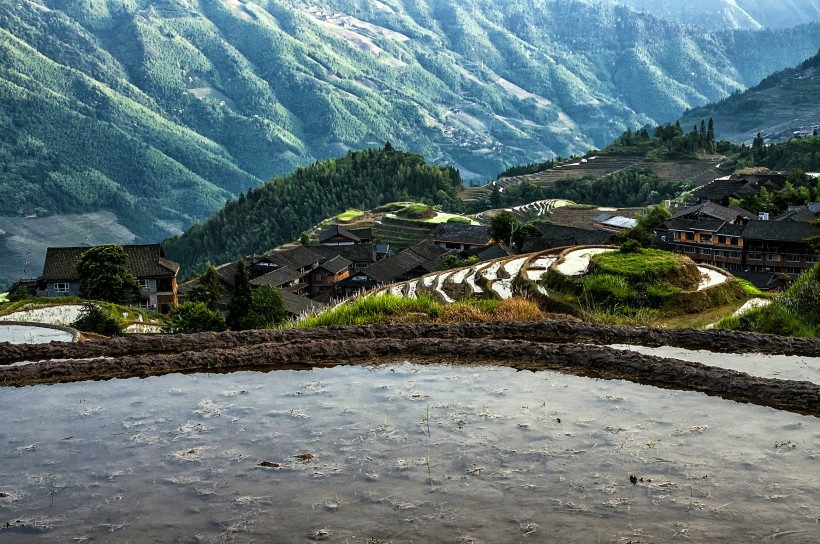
[511,223,542,252]
[76,245,140,304]
[637,204,671,231]
[71,303,122,336]
[163,302,227,334]
[226,260,252,330]
[189,264,226,311]
[488,211,519,245]
[240,286,288,329]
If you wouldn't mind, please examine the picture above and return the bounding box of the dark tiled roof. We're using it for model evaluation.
[537,224,615,244]
[250,267,302,287]
[362,250,429,283]
[433,223,491,246]
[318,224,360,243]
[266,246,321,269]
[406,239,451,262]
[349,228,374,240]
[592,212,613,222]
[774,207,819,222]
[320,255,352,274]
[742,221,820,243]
[672,202,748,223]
[42,244,179,281]
[309,244,377,265]
[280,291,325,317]
[718,224,745,236]
[468,243,512,261]
[662,218,727,232]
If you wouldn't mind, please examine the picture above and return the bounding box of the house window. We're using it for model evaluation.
[730,238,739,245]
[787,267,802,275]
[713,250,724,257]
[748,252,762,261]
[135,300,154,310]
[53,283,70,293]
[683,246,696,253]
[685,232,695,240]
[766,253,780,261]
[730,252,741,259]
[808,255,818,263]
[701,248,711,255]
[700,234,712,243]
[139,279,151,290]
[785,255,801,262]
[717,235,726,244]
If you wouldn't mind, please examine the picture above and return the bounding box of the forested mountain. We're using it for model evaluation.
[2,0,820,243]
[162,146,463,274]
[679,50,820,144]
[598,0,820,30]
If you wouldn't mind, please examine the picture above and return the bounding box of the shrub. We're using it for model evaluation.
[619,239,641,253]
[71,303,122,336]
[447,216,472,224]
[163,302,227,334]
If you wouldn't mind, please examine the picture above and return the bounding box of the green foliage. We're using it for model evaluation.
[591,249,699,288]
[398,204,435,219]
[488,211,519,246]
[619,239,641,253]
[76,245,140,304]
[438,255,480,271]
[717,264,820,337]
[614,226,654,248]
[188,265,225,311]
[637,204,672,231]
[298,294,442,327]
[163,302,227,334]
[511,223,542,252]
[164,147,463,275]
[71,303,122,336]
[732,167,820,215]
[240,286,287,330]
[226,261,252,330]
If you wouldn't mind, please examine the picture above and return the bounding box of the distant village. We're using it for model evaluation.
[11,170,820,319]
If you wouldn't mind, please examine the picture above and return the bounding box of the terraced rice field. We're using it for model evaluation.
[360,247,732,305]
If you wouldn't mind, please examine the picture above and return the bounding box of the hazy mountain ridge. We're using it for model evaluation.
[679,49,820,143]
[597,0,820,30]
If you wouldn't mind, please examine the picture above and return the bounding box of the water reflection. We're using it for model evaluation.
[0,363,818,542]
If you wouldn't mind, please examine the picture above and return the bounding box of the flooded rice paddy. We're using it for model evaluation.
[1,363,818,543]
[0,325,74,345]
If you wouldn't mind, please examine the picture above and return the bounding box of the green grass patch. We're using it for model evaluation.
[298,294,442,327]
[591,249,700,288]
[0,292,7,303]
[337,209,364,222]
[716,264,820,337]
[296,294,549,327]
[397,203,435,220]
[422,213,479,225]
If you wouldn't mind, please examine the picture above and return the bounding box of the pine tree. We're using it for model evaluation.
[707,118,715,143]
[227,260,252,330]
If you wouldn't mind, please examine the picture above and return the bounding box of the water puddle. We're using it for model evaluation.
[610,345,820,384]
[0,364,817,542]
[0,325,74,344]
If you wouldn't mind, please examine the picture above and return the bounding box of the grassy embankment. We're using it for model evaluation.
[716,264,820,337]
[542,248,748,325]
[297,294,549,327]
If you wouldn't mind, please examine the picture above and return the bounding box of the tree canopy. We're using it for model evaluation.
[76,245,140,304]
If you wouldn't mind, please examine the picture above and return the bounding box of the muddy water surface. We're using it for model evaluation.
[1,364,818,543]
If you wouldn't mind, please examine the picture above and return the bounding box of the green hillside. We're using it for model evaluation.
[679,50,820,143]
[162,146,463,274]
[2,0,820,240]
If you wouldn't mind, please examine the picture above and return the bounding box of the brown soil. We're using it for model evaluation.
[2,321,819,416]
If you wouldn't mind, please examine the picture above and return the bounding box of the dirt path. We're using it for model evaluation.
[2,321,819,415]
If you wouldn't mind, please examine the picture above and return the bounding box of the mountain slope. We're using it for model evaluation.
[599,0,820,30]
[162,146,464,274]
[2,0,820,242]
[679,50,820,143]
